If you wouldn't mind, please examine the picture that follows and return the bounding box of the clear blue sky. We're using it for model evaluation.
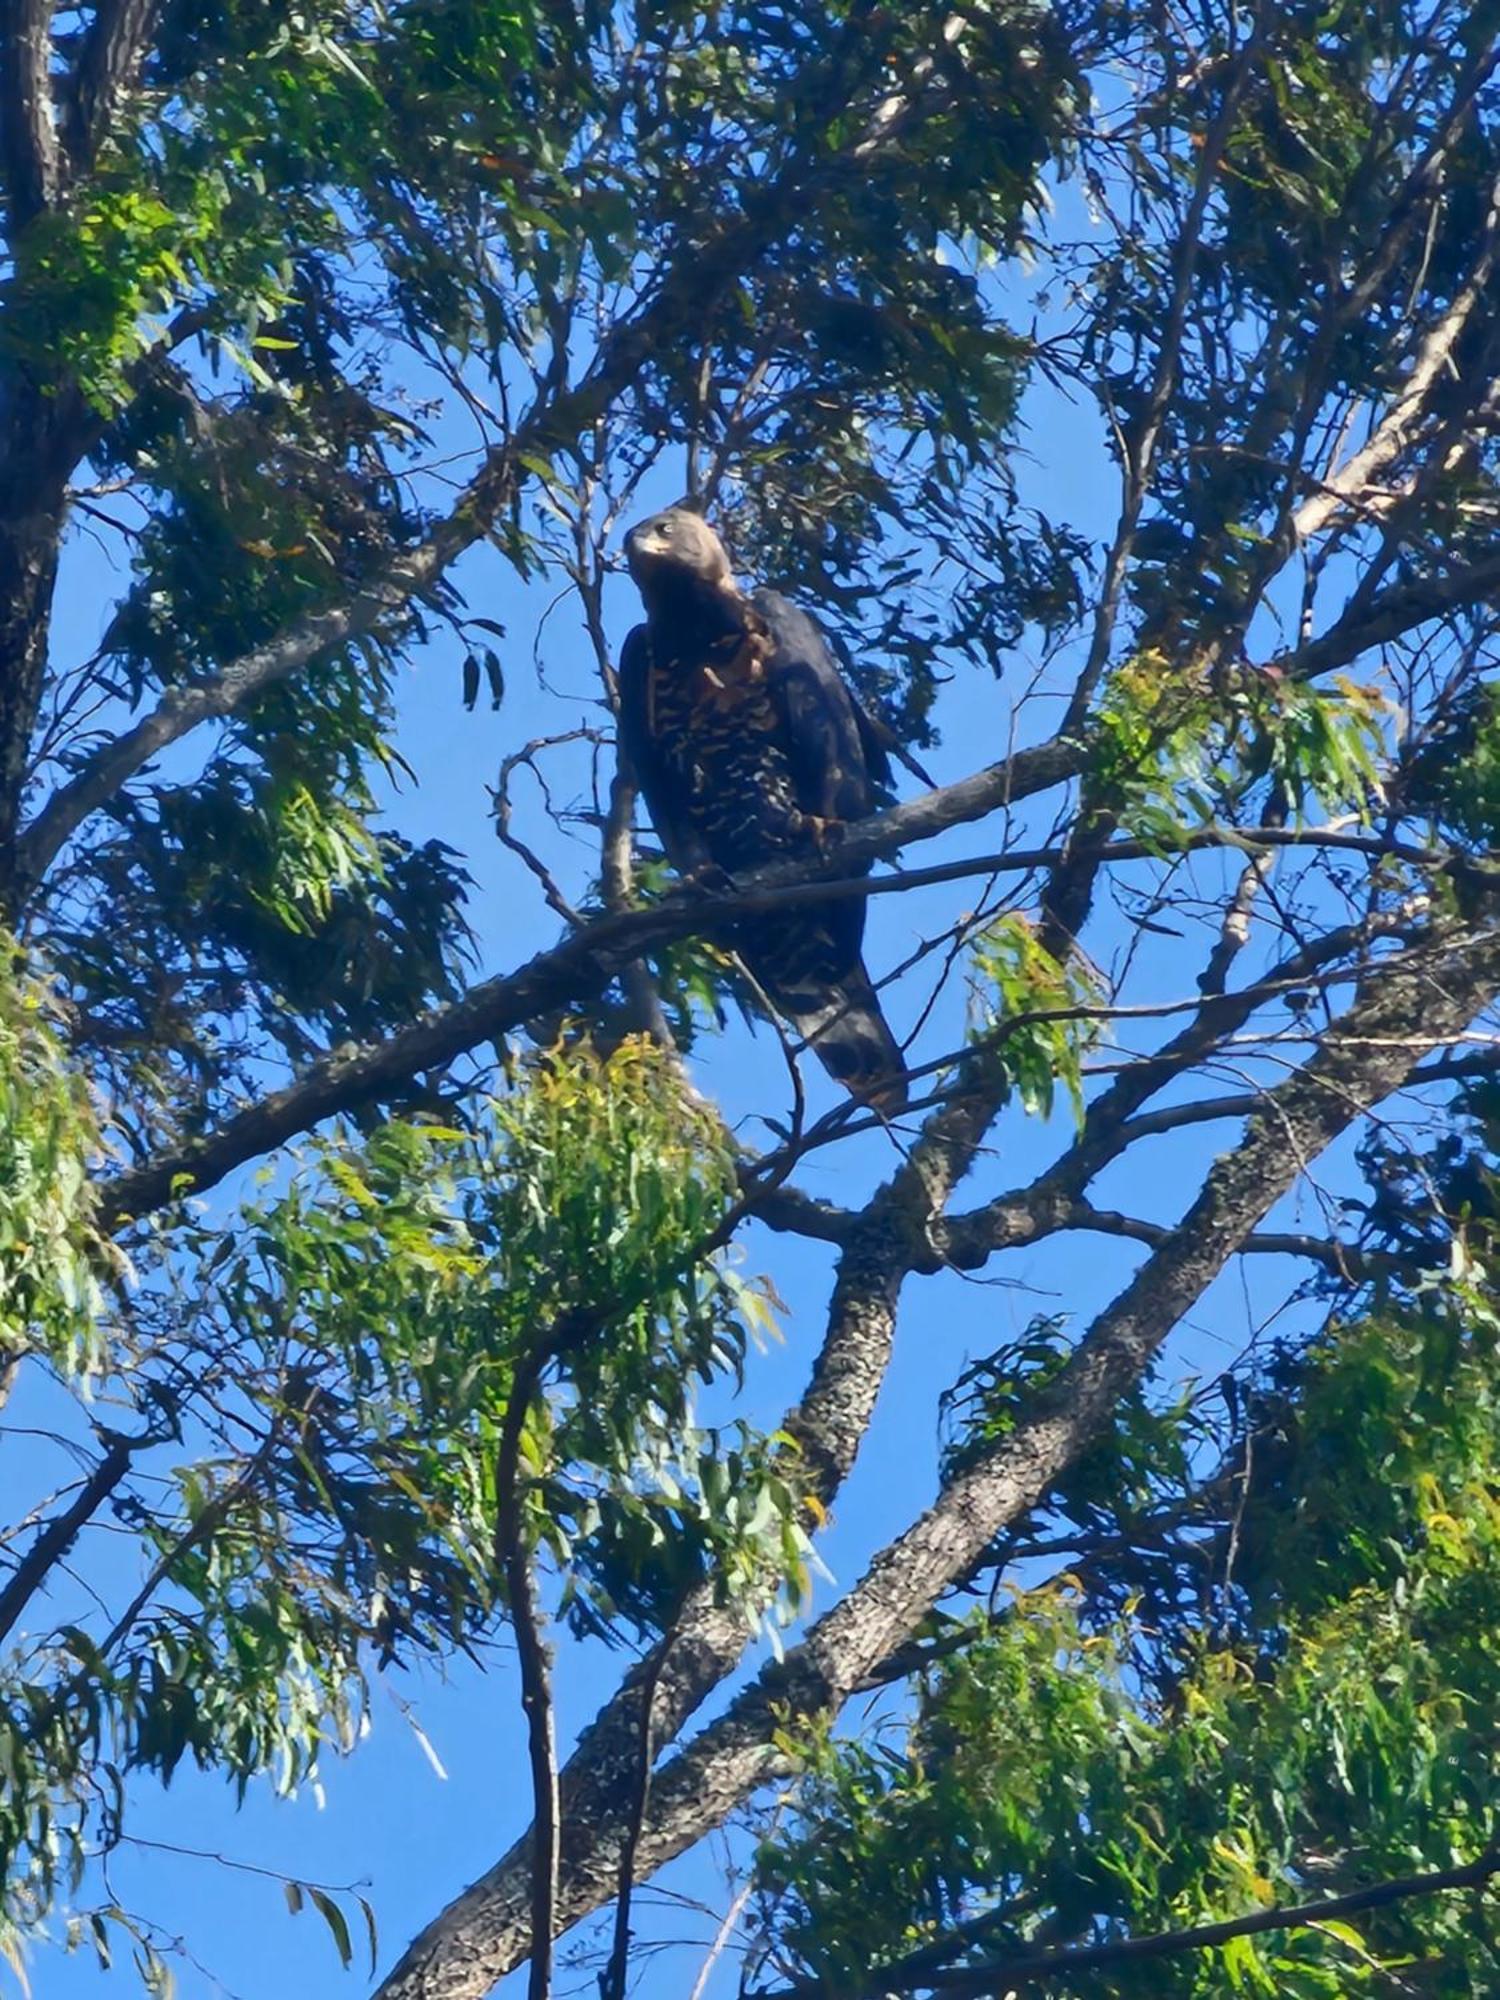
[3,193,1362,2000]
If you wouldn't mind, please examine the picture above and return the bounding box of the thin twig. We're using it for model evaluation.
[600,1615,679,2000]
[491,731,604,928]
[494,1328,575,2000]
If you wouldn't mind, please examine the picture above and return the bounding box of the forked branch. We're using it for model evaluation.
[369,916,1500,2000]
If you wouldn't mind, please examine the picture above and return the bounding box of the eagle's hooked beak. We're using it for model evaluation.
[623,522,669,580]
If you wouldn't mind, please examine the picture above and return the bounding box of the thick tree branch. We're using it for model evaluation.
[0,413,71,887]
[596,920,1500,1899]
[95,736,1083,1229]
[102,833,1385,1273]
[1292,171,1500,542]
[750,1181,854,1245]
[0,0,58,231]
[1289,549,1500,681]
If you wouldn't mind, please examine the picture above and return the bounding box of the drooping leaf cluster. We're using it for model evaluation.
[0,1039,804,1966]
[1090,659,1391,852]
[965,914,1106,1122]
[0,941,112,1369]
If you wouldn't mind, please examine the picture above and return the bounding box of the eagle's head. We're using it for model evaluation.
[624,508,733,595]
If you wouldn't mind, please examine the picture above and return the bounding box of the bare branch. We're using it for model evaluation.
[1060,24,1263,739]
[97,809,1471,1235]
[494,1345,562,2000]
[1293,171,1500,541]
[0,1433,135,1647]
[1067,1204,1406,1282]
[931,902,1432,1274]
[1038,29,1263,961]
[1199,790,1287,997]
[599,1622,676,2000]
[687,1867,762,2000]
[1037,24,1500,964]
[492,732,603,929]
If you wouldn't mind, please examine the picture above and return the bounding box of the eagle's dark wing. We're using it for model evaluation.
[744,589,908,1111]
[750,589,891,819]
[617,622,713,872]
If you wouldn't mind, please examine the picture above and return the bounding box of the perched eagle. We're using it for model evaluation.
[619,507,908,1113]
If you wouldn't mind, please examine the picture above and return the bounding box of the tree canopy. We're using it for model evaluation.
[7,0,1500,1995]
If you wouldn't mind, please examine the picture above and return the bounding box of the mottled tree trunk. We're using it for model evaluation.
[0,382,69,911]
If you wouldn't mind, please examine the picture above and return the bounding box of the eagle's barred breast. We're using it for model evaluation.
[620,506,908,1111]
[643,614,822,866]
[641,614,851,994]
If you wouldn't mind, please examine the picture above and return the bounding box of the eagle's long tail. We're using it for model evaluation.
[768,960,909,1116]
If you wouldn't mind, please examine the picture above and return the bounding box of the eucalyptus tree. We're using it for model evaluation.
[6,1,1500,1997]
